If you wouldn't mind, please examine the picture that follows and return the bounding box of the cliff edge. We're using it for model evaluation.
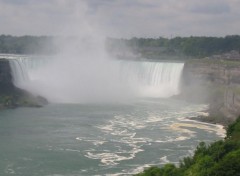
[0,58,47,109]
[181,51,240,125]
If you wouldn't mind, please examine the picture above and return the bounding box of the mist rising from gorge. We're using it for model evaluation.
[9,1,184,104]
[19,1,132,103]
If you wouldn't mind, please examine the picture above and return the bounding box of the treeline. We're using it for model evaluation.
[0,35,57,54]
[107,35,240,59]
[135,117,240,176]
[1,35,240,58]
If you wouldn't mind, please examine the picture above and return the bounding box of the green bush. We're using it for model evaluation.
[135,117,240,176]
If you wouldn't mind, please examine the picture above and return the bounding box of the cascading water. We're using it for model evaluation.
[6,55,184,102]
[119,61,184,98]
[9,58,30,89]
[7,56,52,89]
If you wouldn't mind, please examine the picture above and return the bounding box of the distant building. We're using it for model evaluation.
[208,50,240,61]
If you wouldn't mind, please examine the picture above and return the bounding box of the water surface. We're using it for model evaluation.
[0,98,224,176]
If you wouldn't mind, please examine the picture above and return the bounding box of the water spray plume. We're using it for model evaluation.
[9,1,184,104]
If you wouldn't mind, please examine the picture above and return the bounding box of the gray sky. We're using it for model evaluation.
[0,0,239,38]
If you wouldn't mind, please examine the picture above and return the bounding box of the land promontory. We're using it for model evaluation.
[0,58,47,109]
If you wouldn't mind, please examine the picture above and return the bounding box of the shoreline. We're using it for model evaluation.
[188,113,230,129]
[185,116,226,137]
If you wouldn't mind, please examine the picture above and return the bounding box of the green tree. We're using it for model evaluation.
[211,149,240,176]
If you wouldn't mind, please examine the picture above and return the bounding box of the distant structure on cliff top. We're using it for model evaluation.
[205,50,240,61]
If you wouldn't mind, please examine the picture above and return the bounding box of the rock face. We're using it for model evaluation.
[0,59,15,92]
[0,58,47,109]
[181,54,240,124]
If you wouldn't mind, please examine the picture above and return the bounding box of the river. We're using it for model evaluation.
[0,98,224,176]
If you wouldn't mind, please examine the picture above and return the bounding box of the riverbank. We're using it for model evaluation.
[0,91,48,109]
[189,114,231,127]
[180,53,240,126]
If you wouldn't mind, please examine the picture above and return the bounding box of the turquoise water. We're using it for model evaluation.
[0,98,224,176]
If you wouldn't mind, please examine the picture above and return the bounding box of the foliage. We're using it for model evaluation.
[210,149,240,176]
[135,164,180,176]
[0,35,57,54]
[135,117,240,176]
[1,35,240,58]
[107,35,240,59]
[226,117,240,140]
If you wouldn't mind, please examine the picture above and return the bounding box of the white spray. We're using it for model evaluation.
[8,1,184,103]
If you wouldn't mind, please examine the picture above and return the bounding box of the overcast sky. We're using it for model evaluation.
[0,0,239,38]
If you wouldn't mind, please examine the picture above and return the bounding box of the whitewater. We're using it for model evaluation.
[0,98,225,176]
[0,55,225,176]
[8,55,184,103]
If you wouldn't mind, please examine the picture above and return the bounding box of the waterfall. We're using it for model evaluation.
[9,59,30,89]
[119,61,184,98]
[6,55,50,91]
[5,54,184,102]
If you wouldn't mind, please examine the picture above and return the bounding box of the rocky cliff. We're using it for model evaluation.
[0,59,14,92]
[181,51,240,124]
[0,58,47,109]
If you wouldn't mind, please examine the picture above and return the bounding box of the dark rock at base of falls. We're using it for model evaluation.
[0,58,48,109]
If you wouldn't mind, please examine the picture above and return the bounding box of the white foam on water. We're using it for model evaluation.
[215,124,226,138]
[85,151,136,166]
[179,118,226,138]
[111,129,132,136]
[75,101,223,175]
[84,136,145,166]
[155,135,191,143]
[96,124,114,131]
[146,116,163,123]
[76,137,107,146]
[65,149,81,152]
[127,164,156,175]
[196,111,209,117]
[105,164,156,176]
[120,136,151,145]
[75,137,82,141]
[170,123,196,135]
[174,136,190,141]
[188,149,195,156]
[5,164,15,175]
[159,156,170,164]
[83,115,151,166]
[86,139,107,146]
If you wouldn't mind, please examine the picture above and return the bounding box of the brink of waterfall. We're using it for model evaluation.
[6,55,184,103]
